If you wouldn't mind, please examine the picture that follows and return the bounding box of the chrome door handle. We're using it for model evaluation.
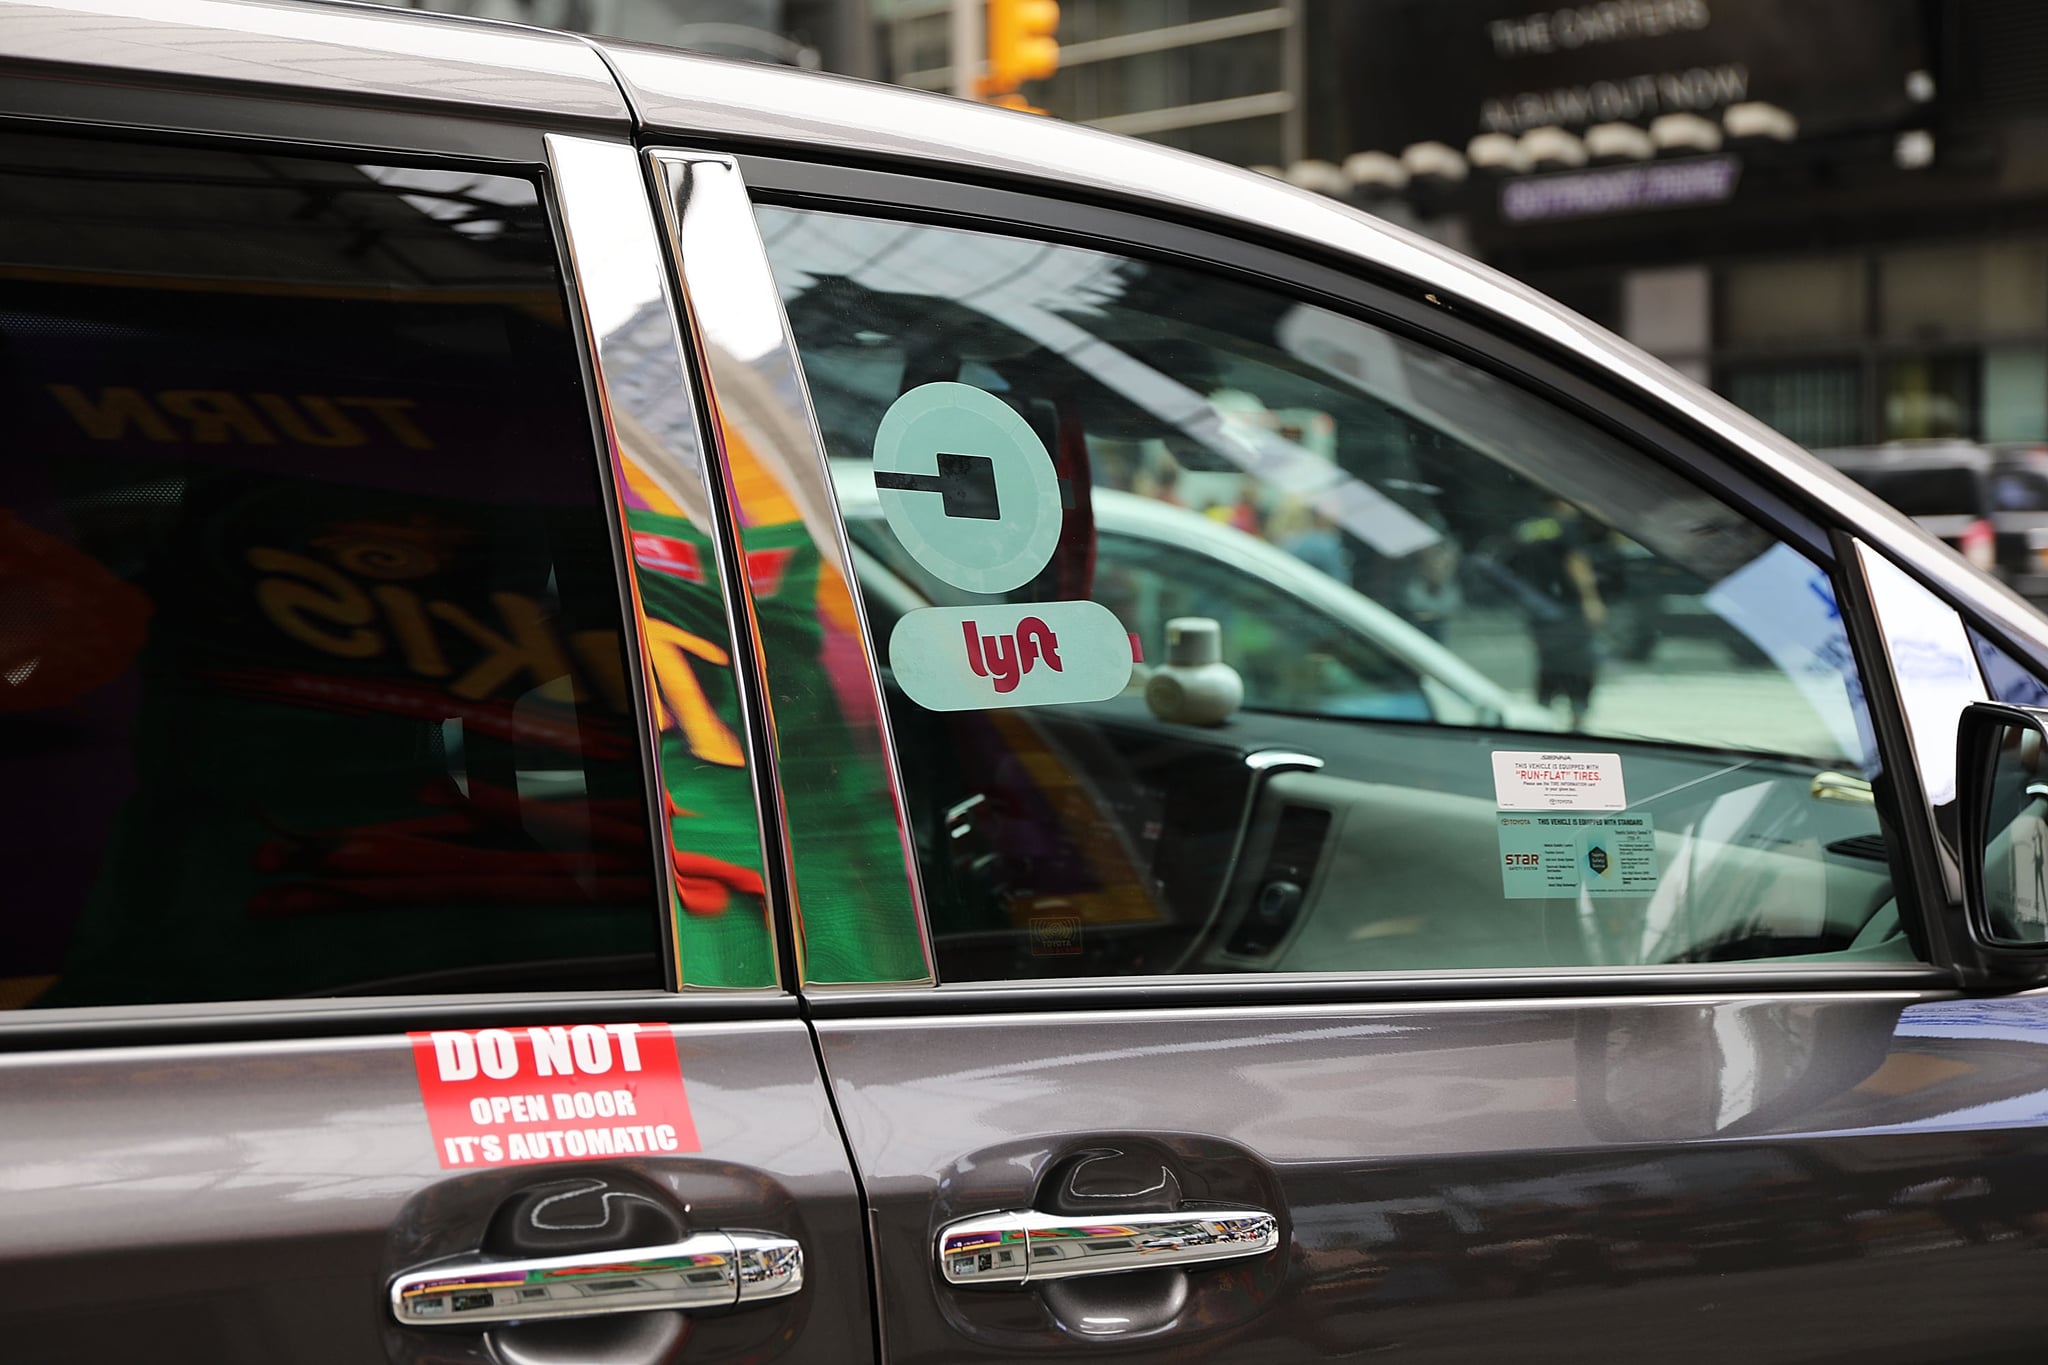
[938,1208,1278,1286]
[391,1230,802,1327]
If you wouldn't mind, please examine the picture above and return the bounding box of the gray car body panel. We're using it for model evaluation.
[5,3,2048,1363]
[1,0,627,124]
[819,993,2048,1361]
[0,0,625,162]
[0,1020,872,1362]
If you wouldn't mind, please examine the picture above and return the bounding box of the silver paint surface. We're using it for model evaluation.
[0,1022,870,1361]
[2,0,627,124]
[821,991,2048,1360]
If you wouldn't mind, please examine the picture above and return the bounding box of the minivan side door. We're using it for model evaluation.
[0,9,870,1363]
[644,141,2048,1365]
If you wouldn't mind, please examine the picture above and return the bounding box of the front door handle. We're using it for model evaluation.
[391,1231,802,1327]
[938,1208,1277,1286]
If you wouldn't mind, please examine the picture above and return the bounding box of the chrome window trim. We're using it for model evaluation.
[0,990,800,1053]
[804,972,1957,1021]
[547,133,782,994]
[647,149,936,990]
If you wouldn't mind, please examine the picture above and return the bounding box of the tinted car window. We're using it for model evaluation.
[760,204,1910,982]
[0,133,660,1008]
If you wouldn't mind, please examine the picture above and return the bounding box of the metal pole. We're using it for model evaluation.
[1281,0,1307,165]
[952,0,981,100]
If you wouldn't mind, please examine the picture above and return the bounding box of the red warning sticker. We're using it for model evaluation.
[408,1023,701,1169]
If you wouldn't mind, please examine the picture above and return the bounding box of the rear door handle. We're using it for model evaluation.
[938,1208,1277,1285]
[391,1231,802,1326]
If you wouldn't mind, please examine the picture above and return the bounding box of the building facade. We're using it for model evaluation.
[1310,0,2048,452]
[877,0,2048,452]
[372,0,2048,452]
[872,0,1307,169]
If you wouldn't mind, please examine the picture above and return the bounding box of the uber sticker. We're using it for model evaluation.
[871,381,1063,594]
[1497,813,1658,899]
[1491,750,1626,811]
[409,1023,700,1168]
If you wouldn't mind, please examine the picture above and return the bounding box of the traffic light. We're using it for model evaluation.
[983,0,1059,99]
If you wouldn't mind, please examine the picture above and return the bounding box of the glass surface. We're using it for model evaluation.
[1046,33,1283,121]
[1882,353,1979,441]
[0,132,660,1008]
[1984,345,2048,444]
[758,203,1910,982]
[1881,242,2048,341]
[1722,361,1863,451]
[1979,721,2048,945]
[1722,259,1866,346]
[1057,0,1278,44]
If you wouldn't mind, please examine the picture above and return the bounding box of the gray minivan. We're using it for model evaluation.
[11,3,2048,1363]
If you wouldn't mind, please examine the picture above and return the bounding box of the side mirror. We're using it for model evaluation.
[1958,701,2048,950]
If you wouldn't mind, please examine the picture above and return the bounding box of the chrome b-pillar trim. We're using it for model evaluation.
[545,134,781,991]
[648,150,936,988]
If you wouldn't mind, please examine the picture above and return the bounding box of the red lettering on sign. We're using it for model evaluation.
[962,616,1063,694]
[409,1023,700,1168]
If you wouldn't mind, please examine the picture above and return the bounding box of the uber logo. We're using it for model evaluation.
[871,381,1062,594]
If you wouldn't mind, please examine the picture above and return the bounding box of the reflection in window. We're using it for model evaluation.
[759,204,1911,982]
[0,132,659,1008]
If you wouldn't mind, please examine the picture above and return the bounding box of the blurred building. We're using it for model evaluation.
[1301,0,2047,453]
[878,1,2048,453]
[874,0,1306,168]
[371,1,2048,453]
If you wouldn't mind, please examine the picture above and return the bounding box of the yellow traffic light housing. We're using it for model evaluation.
[982,0,1059,99]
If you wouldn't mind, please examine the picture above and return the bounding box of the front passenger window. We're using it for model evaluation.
[757,203,1914,983]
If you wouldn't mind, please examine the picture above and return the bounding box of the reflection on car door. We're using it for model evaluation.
[1,1017,871,1364]
[818,986,2048,1364]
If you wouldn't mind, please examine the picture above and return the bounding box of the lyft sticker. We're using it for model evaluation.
[890,601,1133,710]
[409,1023,700,1168]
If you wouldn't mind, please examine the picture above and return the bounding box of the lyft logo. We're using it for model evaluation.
[962,617,1061,693]
[890,601,1130,712]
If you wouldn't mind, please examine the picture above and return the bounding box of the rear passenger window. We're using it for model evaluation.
[0,132,659,1008]
[758,204,1917,983]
